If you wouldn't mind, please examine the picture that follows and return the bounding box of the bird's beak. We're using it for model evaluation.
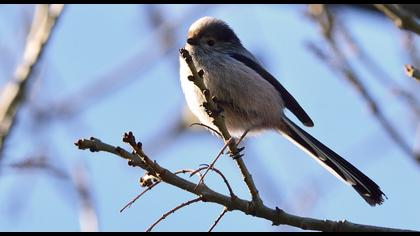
[187,37,198,46]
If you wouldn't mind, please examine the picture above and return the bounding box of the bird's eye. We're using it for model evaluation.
[207,39,215,46]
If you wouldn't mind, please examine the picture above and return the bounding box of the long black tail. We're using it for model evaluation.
[280,116,386,206]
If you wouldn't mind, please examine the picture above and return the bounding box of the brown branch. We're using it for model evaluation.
[0,4,64,160]
[145,197,202,232]
[179,48,263,207]
[194,130,249,194]
[190,166,236,199]
[195,138,231,189]
[177,168,203,178]
[208,207,228,232]
[121,164,236,214]
[119,168,223,213]
[201,167,235,199]
[189,122,222,138]
[405,64,420,81]
[120,181,161,213]
[374,4,420,35]
[75,137,414,232]
[122,131,158,175]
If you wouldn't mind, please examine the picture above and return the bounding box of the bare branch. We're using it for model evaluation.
[145,197,202,232]
[200,129,249,178]
[122,131,158,175]
[177,168,203,179]
[75,137,414,232]
[195,138,231,189]
[120,169,204,213]
[374,4,420,35]
[0,4,64,160]
[191,166,236,199]
[208,207,228,232]
[122,164,236,214]
[71,163,98,232]
[189,122,222,138]
[120,181,161,213]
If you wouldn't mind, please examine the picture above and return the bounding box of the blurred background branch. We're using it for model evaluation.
[306,4,420,161]
[0,4,64,160]
[71,162,99,232]
[374,4,420,35]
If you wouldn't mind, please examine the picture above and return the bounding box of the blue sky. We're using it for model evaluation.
[0,4,419,232]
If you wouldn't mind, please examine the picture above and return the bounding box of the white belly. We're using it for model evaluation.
[179,58,216,131]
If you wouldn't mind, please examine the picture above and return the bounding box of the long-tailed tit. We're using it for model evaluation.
[179,16,385,206]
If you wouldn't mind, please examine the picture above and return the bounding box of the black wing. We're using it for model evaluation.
[229,53,314,127]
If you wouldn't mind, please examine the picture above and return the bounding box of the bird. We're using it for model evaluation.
[179,16,385,206]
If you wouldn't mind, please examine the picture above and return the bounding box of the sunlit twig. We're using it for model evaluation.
[208,207,228,232]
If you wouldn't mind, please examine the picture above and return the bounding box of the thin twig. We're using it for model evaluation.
[189,122,223,138]
[120,181,161,213]
[208,207,228,232]
[75,137,414,232]
[374,4,420,35]
[119,168,212,213]
[195,129,249,192]
[145,197,202,232]
[190,166,236,199]
[178,168,203,179]
[195,138,232,190]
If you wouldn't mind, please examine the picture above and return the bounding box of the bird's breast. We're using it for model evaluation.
[179,52,285,137]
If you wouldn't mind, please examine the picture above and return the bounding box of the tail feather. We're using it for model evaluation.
[280,116,386,206]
